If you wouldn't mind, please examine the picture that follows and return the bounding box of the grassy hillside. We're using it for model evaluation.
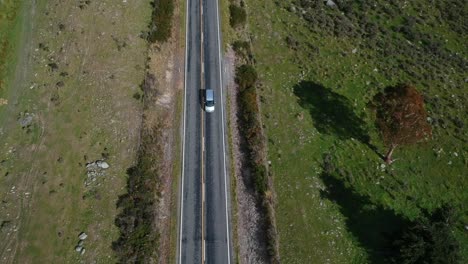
[245,0,467,262]
[0,0,152,262]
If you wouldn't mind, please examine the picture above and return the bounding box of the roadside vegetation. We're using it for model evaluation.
[243,0,467,262]
[229,1,279,262]
[148,0,175,43]
[113,0,182,262]
[229,4,247,28]
[113,113,162,263]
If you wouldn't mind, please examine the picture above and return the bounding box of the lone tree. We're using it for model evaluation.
[372,84,432,164]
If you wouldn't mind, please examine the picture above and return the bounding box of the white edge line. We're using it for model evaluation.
[179,0,190,262]
[215,0,231,263]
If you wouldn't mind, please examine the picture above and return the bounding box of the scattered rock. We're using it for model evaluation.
[296,112,304,121]
[48,63,59,71]
[18,113,34,128]
[1,220,12,232]
[96,160,109,169]
[75,246,83,252]
[352,48,358,54]
[85,160,109,186]
[326,0,337,8]
[78,232,88,240]
[78,240,84,246]
[80,248,86,255]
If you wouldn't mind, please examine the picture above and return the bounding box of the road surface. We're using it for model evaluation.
[179,0,232,263]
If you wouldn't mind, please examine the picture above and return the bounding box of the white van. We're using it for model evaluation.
[205,89,215,113]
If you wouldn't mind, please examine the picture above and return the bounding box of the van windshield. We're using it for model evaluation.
[206,100,214,107]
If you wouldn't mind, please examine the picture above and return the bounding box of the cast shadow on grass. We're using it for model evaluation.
[320,156,407,263]
[294,81,382,158]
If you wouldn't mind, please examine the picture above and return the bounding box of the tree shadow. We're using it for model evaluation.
[319,156,408,263]
[294,81,382,158]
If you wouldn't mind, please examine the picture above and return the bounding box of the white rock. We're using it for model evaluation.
[75,246,83,252]
[97,161,109,169]
[326,0,337,7]
[78,232,88,240]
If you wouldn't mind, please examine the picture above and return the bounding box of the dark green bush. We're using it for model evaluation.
[391,206,461,264]
[235,64,268,196]
[133,92,141,100]
[253,164,267,194]
[229,4,247,28]
[236,64,257,91]
[113,135,160,262]
[148,0,174,43]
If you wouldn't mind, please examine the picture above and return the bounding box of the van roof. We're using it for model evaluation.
[206,89,214,101]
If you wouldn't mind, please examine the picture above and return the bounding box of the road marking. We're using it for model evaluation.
[201,111,205,264]
[215,0,231,263]
[203,239,206,263]
[200,0,206,263]
[178,0,190,262]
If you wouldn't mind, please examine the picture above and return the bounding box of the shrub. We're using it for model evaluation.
[232,40,250,58]
[236,64,257,91]
[229,4,247,28]
[148,0,174,43]
[112,128,161,262]
[391,206,461,264]
[133,92,141,100]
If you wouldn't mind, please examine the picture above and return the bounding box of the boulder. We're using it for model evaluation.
[19,114,34,128]
[326,0,337,7]
[75,246,83,252]
[78,232,88,240]
[96,160,109,169]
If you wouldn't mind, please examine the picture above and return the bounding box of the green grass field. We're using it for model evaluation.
[0,0,23,100]
[245,0,467,262]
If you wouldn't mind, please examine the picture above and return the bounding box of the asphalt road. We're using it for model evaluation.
[179,0,202,262]
[179,0,231,263]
